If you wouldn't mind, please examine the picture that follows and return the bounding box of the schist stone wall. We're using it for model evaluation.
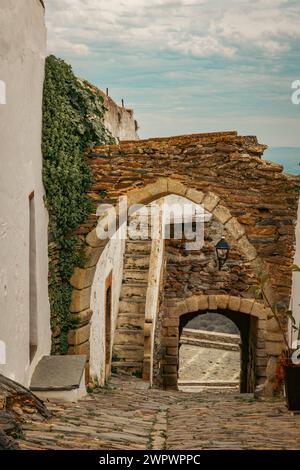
[67,131,299,394]
[155,218,264,392]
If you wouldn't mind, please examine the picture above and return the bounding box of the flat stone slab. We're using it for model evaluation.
[30,355,86,391]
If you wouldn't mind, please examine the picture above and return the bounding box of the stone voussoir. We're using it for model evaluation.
[70,287,91,314]
[70,267,96,290]
[68,323,91,346]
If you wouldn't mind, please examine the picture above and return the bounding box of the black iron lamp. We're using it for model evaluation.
[216,236,230,270]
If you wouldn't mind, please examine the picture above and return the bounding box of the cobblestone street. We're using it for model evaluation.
[18,376,300,450]
[178,344,240,387]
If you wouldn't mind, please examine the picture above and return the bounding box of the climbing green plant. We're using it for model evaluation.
[42,55,115,354]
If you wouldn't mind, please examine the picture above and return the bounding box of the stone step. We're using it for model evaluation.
[123,270,149,282]
[180,337,240,352]
[112,361,143,368]
[124,256,150,269]
[178,380,240,387]
[114,329,145,347]
[117,314,145,329]
[30,355,87,403]
[118,300,146,314]
[113,344,145,361]
[121,284,148,298]
[127,234,152,243]
[112,362,143,374]
[126,240,152,251]
[122,279,148,287]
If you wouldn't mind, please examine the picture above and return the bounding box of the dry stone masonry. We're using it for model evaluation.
[67,131,299,396]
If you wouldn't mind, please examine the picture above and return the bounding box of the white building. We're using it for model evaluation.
[0,0,51,387]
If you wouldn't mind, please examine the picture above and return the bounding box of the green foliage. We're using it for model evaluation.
[42,55,115,354]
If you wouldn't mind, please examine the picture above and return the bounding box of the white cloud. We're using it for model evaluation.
[47,37,91,57]
[45,0,300,58]
[44,0,300,146]
[47,0,300,57]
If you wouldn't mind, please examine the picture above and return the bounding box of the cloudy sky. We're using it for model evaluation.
[46,0,300,146]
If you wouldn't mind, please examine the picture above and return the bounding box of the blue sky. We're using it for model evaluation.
[46,0,300,146]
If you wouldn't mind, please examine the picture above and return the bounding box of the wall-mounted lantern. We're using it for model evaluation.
[216,236,230,270]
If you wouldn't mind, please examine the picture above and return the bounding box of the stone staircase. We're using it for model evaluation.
[112,231,152,375]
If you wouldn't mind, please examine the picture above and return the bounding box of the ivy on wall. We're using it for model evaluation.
[42,55,115,354]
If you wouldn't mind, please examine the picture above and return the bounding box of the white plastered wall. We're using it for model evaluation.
[0,0,51,386]
[291,197,300,347]
[90,224,126,385]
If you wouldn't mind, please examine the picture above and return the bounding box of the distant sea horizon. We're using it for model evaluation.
[263,147,300,175]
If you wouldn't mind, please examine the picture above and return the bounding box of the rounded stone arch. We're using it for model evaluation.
[156,294,279,393]
[67,178,263,382]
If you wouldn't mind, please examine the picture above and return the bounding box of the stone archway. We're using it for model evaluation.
[156,294,273,393]
[68,180,261,384]
[65,131,299,391]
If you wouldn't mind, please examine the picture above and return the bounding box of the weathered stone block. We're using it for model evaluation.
[165,356,178,365]
[237,235,257,261]
[185,296,199,313]
[202,192,220,212]
[68,341,90,359]
[228,296,241,312]
[256,366,267,378]
[185,188,204,204]
[83,245,104,268]
[86,229,106,248]
[68,324,91,346]
[251,302,267,319]
[265,332,284,343]
[163,365,177,374]
[167,327,178,337]
[167,179,187,197]
[162,337,178,347]
[265,341,284,356]
[142,179,168,202]
[163,374,178,386]
[70,267,96,290]
[266,317,281,333]
[198,295,209,311]
[70,287,91,313]
[127,188,143,207]
[216,295,230,310]
[208,295,218,310]
[257,319,267,330]
[225,218,245,240]
[213,205,232,225]
[70,309,93,327]
[167,347,178,356]
[240,298,255,314]
[163,318,179,327]
[256,357,268,367]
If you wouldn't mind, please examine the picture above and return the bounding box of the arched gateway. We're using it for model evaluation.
[66,131,299,396]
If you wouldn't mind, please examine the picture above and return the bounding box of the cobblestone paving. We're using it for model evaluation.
[179,345,240,383]
[18,376,300,450]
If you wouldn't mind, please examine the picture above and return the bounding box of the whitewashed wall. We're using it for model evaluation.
[291,198,300,346]
[90,225,126,385]
[0,0,51,386]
